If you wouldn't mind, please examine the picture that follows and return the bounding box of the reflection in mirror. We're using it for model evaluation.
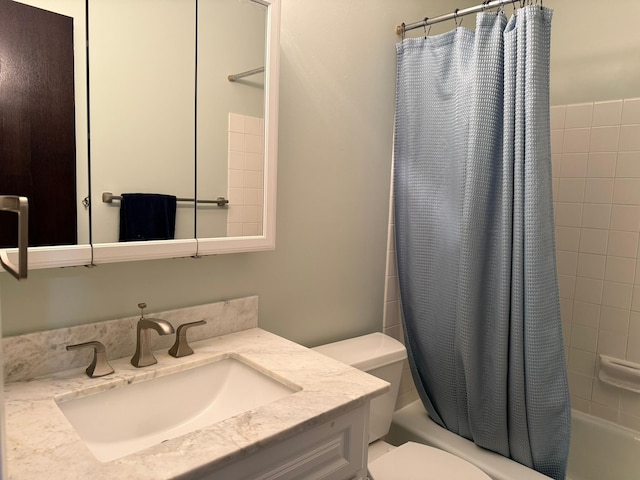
[89,0,197,243]
[0,0,90,255]
[196,0,267,238]
[1,0,278,269]
[89,0,269,244]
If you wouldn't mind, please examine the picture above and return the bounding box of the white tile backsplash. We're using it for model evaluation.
[384,97,640,427]
[633,286,640,312]
[579,228,609,255]
[607,231,639,258]
[557,251,579,276]
[622,98,640,125]
[550,105,566,130]
[581,204,611,229]
[556,226,581,251]
[569,372,594,399]
[604,256,636,284]
[619,125,640,151]
[229,113,245,133]
[574,277,604,304]
[573,301,601,328]
[552,97,640,430]
[569,348,597,377]
[616,151,640,178]
[551,129,565,154]
[571,325,598,353]
[577,253,607,280]
[593,101,623,127]
[565,103,593,128]
[590,403,619,423]
[610,206,640,232]
[602,281,633,310]
[552,154,562,178]
[587,152,617,178]
[557,203,584,227]
[597,330,628,358]
[563,128,591,153]
[613,179,640,205]
[591,380,621,409]
[559,274,578,299]
[560,153,588,177]
[584,178,614,203]
[589,126,620,153]
[558,178,586,202]
[599,306,630,336]
[227,113,264,237]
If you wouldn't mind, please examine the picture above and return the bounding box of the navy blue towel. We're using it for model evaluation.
[118,193,177,242]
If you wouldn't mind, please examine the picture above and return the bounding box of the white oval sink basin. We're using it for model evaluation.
[56,356,299,462]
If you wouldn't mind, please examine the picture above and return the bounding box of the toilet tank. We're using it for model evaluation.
[312,333,407,443]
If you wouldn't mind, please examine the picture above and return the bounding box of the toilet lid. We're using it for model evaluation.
[368,442,492,480]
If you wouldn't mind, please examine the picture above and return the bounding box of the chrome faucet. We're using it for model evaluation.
[131,303,175,368]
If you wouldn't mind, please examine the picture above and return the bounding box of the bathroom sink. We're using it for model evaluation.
[56,356,299,462]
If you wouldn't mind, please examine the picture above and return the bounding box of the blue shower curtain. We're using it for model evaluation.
[394,6,570,480]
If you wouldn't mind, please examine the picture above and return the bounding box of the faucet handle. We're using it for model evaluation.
[168,320,207,358]
[66,341,115,378]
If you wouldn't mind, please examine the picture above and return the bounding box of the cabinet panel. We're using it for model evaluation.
[197,405,369,480]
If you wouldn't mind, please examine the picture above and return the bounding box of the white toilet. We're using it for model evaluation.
[312,333,491,480]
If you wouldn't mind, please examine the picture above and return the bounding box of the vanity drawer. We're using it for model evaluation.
[196,404,369,480]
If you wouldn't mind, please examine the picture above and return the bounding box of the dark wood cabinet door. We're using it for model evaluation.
[0,0,77,247]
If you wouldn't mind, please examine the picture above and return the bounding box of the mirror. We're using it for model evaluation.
[1,0,279,268]
[88,0,197,244]
[196,0,267,239]
[1,0,91,268]
[90,0,279,263]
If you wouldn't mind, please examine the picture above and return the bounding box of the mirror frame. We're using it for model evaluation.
[2,0,279,270]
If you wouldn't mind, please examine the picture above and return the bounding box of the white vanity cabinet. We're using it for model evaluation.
[3,314,387,480]
[197,405,369,480]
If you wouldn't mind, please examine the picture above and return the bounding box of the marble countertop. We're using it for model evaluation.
[4,328,388,479]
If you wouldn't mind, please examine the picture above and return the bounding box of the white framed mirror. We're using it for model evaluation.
[1,0,279,269]
[91,0,280,264]
[196,0,279,256]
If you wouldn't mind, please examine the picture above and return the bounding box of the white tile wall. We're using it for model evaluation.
[383,97,640,428]
[552,97,640,430]
[227,113,265,237]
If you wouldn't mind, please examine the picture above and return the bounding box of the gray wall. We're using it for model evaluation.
[550,0,640,105]
[1,0,472,344]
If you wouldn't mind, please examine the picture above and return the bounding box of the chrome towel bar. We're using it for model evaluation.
[101,192,229,207]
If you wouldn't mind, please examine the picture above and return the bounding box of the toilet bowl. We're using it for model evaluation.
[312,333,491,480]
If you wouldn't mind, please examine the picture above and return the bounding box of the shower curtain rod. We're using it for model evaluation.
[396,0,531,35]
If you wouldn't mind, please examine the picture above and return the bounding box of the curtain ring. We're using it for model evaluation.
[423,18,428,38]
[401,22,406,41]
[454,9,461,28]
